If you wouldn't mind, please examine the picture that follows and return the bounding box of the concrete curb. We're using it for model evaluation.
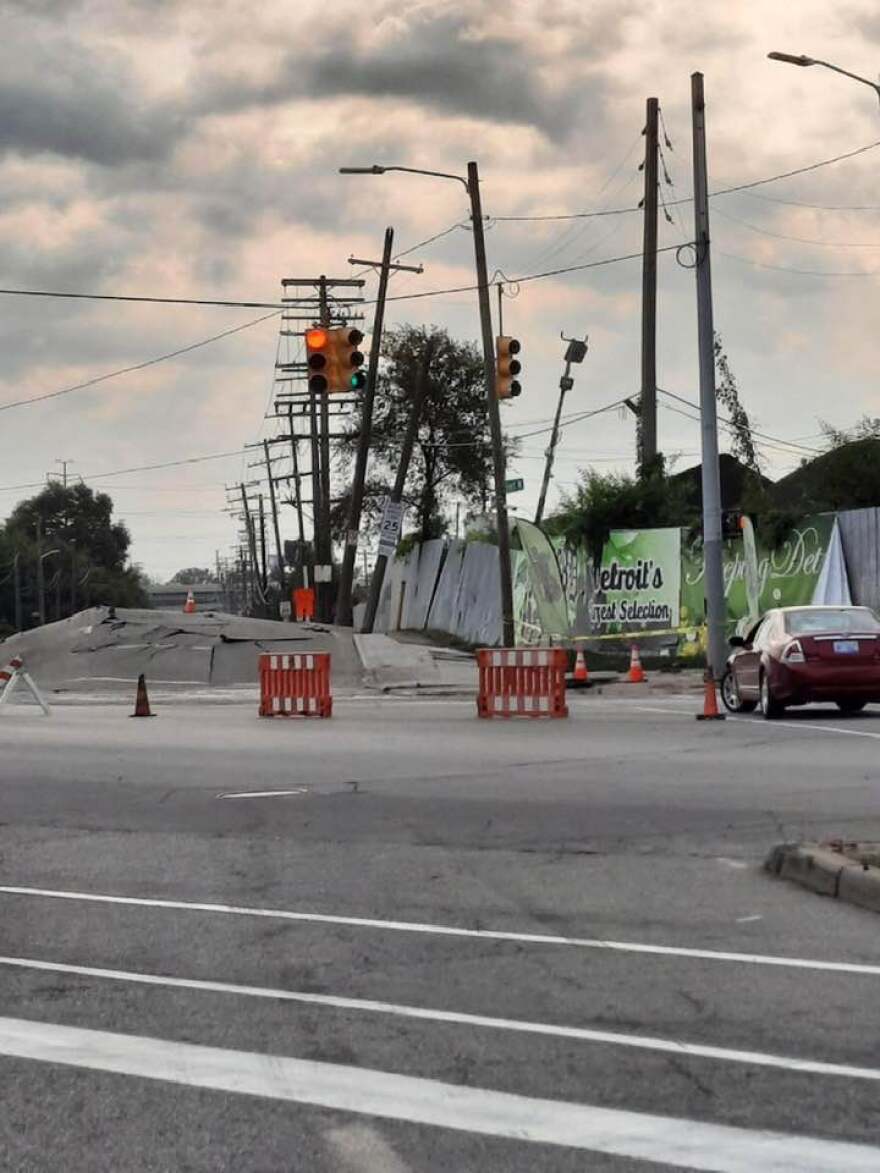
[765,842,880,914]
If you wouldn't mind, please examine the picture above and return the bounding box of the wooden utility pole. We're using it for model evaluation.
[263,439,285,602]
[362,339,435,634]
[640,96,660,474]
[692,72,726,681]
[13,551,23,631]
[287,407,307,553]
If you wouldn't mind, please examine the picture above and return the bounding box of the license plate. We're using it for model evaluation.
[833,640,859,655]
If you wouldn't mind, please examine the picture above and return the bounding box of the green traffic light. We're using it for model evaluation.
[350,372,367,390]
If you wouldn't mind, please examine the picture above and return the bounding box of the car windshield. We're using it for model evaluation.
[784,608,880,635]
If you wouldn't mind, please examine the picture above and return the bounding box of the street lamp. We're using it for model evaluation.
[768,51,880,108]
[339,160,516,646]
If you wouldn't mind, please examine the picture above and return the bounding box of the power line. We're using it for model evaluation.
[0,448,249,494]
[489,138,880,222]
[718,251,879,278]
[658,387,821,454]
[0,310,281,413]
[0,288,283,309]
[713,205,880,247]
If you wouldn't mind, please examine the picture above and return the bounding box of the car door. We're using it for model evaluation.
[735,616,769,698]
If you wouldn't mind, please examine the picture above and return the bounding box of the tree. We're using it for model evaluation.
[170,567,214,584]
[0,482,148,631]
[714,333,760,475]
[337,324,505,544]
[549,462,695,564]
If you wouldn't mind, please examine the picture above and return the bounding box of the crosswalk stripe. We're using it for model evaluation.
[3,884,880,977]
[0,1016,877,1171]
[2,953,879,1083]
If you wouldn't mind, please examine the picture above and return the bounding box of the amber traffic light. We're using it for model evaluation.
[305,327,331,394]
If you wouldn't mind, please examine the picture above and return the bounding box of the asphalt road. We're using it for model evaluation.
[2,691,880,1171]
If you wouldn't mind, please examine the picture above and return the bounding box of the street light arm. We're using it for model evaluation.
[339,164,469,191]
[768,51,880,100]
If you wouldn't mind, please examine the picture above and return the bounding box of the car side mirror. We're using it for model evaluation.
[729,635,746,648]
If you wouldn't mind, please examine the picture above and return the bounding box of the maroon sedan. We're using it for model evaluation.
[721,605,880,719]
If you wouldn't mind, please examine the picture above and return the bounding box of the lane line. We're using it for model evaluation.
[634,704,880,741]
[218,789,309,800]
[2,1016,877,1171]
[2,954,880,1083]
[3,885,880,977]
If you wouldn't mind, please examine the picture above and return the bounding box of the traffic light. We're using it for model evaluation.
[495,336,522,399]
[305,327,331,394]
[329,327,366,392]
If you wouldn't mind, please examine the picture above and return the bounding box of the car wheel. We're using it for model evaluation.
[721,669,757,714]
[836,699,867,714]
[760,672,784,720]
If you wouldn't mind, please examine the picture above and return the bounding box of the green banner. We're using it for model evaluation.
[514,519,570,640]
[680,513,834,631]
[590,527,681,634]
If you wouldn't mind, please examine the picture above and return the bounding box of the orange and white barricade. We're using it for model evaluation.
[259,652,331,718]
[0,654,51,716]
[477,647,568,719]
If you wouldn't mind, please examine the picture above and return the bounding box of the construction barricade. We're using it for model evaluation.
[477,647,568,719]
[259,652,332,718]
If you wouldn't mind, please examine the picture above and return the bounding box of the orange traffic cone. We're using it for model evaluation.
[696,669,726,721]
[183,588,196,614]
[627,643,646,684]
[573,648,589,685]
[131,673,155,718]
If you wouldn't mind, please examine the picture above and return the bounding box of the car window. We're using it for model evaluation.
[785,608,880,635]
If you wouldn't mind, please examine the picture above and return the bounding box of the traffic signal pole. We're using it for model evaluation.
[691,73,727,681]
[468,161,515,647]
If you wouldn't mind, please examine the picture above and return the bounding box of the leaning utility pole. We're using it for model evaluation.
[362,339,435,634]
[640,96,659,473]
[336,230,424,627]
[468,161,515,647]
[691,72,727,681]
[535,333,589,525]
[336,228,395,628]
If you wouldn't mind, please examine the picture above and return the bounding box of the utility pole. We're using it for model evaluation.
[468,161,515,647]
[13,551,22,631]
[287,407,307,554]
[362,339,435,634]
[263,439,286,605]
[535,333,589,525]
[257,494,268,594]
[35,517,45,626]
[640,96,659,474]
[56,459,74,488]
[336,230,424,627]
[691,72,726,681]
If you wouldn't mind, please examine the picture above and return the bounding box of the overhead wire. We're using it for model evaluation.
[713,205,880,247]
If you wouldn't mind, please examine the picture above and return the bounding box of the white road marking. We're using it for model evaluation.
[218,789,309,800]
[4,884,880,978]
[0,1016,877,1171]
[2,953,879,1084]
[736,915,763,924]
[634,703,880,741]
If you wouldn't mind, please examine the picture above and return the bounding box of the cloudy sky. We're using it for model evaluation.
[1,0,878,580]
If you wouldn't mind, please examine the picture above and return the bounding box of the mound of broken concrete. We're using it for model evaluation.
[0,607,361,693]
